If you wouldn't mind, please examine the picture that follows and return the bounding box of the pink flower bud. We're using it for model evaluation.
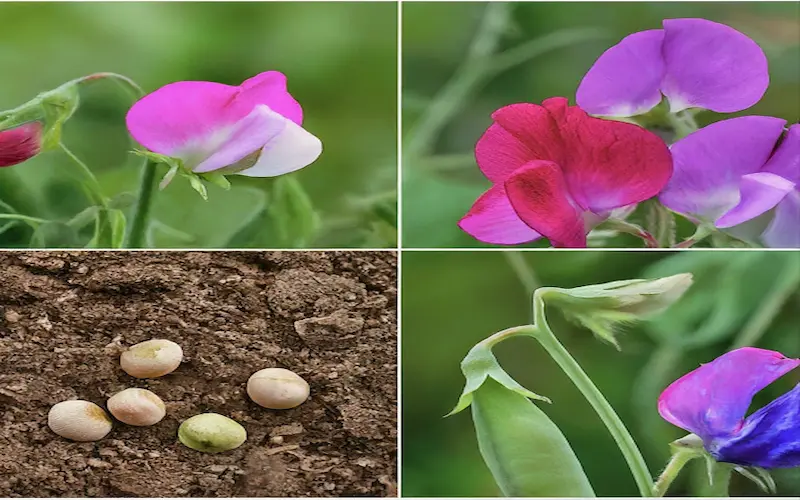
[0,122,42,167]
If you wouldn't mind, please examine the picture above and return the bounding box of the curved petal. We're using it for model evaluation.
[458,184,542,245]
[659,116,787,221]
[763,190,800,248]
[763,124,800,184]
[475,124,537,183]
[711,384,800,468]
[193,105,287,173]
[490,102,566,168]
[576,30,666,117]
[715,172,795,228]
[232,71,303,125]
[236,117,322,177]
[658,347,800,441]
[557,105,672,213]
[0,122,42,167]
[126,81,240,156]
[661,18,769,113]
[504,160,586,248]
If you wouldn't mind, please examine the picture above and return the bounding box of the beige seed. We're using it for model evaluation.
[120,339,183,378]
[247,368,310,409]
[107,388,166,426]
[48,400,112,441]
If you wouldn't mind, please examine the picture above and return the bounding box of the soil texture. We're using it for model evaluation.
[0,251,397,497]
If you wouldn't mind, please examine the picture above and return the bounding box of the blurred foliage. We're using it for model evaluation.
[402,1,800,248]
[402,250,800,497]
[0,1,397,248]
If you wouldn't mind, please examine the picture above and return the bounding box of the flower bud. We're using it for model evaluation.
[0,122,42,167]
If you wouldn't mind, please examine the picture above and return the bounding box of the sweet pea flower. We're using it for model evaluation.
[660,117,799,248]
[458,97,672,248]
[126,71,321,178]
[577,18,768,117]
[658,347,800,468]
[0,122,42,167]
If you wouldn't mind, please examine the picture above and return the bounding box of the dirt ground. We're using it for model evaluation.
[0,251,397,497]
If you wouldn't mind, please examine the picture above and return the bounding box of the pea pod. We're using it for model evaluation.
[471,378,595,497]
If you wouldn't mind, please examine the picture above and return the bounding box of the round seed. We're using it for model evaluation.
[107,388,166,426]
[247,368,310,409]
[120,339,183,378]
[48,400,112,441]
[178,413,247,453]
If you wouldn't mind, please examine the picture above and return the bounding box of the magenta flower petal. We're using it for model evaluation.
[715,172,795,228]
[490,103,566,169]
[660,116,787,221]
[505,160,586,248]
[475,123,538,183]
[763,124,800,184]
[230,71,303,125]
[763,191,800,248]
[237,117,323,177]
[556,103,673,213]
[0,122,42,167]
[192,105,287,173]
[658,347,800,440]
[126,81,239,157]
[661,19,769,113]
[576,30,665,117]
[458,184,542,245]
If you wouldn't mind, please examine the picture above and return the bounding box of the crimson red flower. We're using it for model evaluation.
[0,122,42,167]
[459,97,673,247]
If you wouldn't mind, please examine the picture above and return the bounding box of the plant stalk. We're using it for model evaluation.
[125,160,157,248]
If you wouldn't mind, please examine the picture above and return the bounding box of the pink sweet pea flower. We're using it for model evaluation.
[0,122,42,167]
[577,18,769,117]
[126,71,321,177]
[660,118,799,248]
[458,97,673,248]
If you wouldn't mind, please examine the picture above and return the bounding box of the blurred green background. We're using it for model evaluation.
[402,2,800,248]
[0,2,397,248]
[402,250,800,496]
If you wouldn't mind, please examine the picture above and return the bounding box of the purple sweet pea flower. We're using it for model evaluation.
[658,347,800,468]
[659,117,799,248]
[126,71,322,177]
[577,18,769,117]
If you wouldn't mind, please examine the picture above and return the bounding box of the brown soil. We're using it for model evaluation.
[0,251,397,497]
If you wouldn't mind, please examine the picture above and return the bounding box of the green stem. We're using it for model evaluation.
[653,450,695,497]
[125,160,157,248]
[59,142,107,206]
[704,464,732,497]
[503,252,540,295]
[0,213,49,225]
[528,293,654,497]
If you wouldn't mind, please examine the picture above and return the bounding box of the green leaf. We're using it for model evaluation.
[471,378,595,497]
[186,174,208,200]
[108,191,137,210]
[40,83,81,150]
[201,172,231,190]
[66,206,101,230]
[267,175,319,247]
[108,209,127,248]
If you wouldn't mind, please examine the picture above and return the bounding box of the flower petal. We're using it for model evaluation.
[475,123,537,183]
[715,172,795,228]
[763,124,800,184]
[661,18,769,113]
[557,105,672,213]
[658,347,800,441]
[232,71,303,125]
[504,160,586,248]
[236,117,322,177]
[0,122,42,167]
[763,190,800,248]
[489,102,566,168]
[711,384,800,468]
[193,105,287,173]
[458,184,542,245]
[126,81,240,156]
[576,30,666,117]
[659,116,787,221]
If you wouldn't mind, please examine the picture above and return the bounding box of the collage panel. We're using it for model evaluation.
[0,1,397,250]
[402,1,800,249]
[0,251,397,497]
[402,250,800,497]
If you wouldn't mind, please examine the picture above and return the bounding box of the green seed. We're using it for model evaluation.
[178,413,246,453]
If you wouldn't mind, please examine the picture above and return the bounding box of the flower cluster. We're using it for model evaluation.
[461,18,797,248]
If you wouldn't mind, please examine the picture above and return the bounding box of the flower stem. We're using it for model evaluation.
[503,251,540,295]
[653,450,695,497]
[528,294,655,497]
[125,159,157,248]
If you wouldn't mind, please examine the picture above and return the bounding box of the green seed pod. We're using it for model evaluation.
[178,413,246,453]
[471,378,595,497]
